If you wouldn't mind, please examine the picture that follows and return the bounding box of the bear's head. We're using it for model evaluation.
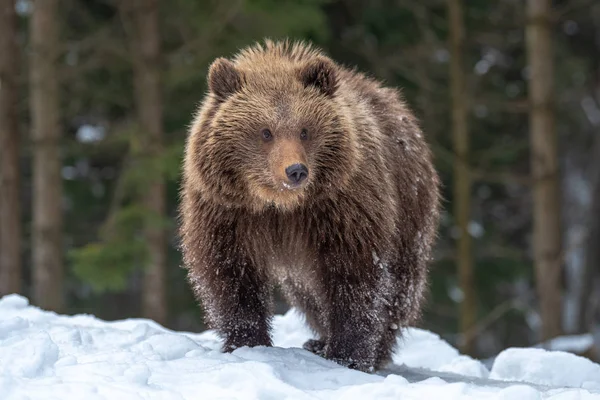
[186,43,359,211]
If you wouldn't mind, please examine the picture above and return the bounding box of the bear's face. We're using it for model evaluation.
[192,56,358,211]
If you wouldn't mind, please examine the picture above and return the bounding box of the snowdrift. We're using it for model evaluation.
[0,294,599,399]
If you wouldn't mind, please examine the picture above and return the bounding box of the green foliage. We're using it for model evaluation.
[70,205,148,292]
[69,135,177,291]
[71,240,146,292]
[242,0,331,41]
[161,143,186,182]
[48,0,600,350]
[67,0,333,296]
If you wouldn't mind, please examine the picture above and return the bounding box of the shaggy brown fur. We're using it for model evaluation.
[180,40,440,372]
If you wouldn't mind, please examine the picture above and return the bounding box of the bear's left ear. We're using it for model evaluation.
[298,57,338,97]
[208,57,243,100]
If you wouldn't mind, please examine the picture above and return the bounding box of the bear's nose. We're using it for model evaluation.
[285,163,309,185]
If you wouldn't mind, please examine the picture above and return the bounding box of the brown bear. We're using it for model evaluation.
[179,40,440,372]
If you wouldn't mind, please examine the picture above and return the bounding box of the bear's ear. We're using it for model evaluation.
[208,58,243,100]
[298,58,338,97]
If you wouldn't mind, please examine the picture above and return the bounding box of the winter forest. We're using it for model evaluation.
[1,0,600,398]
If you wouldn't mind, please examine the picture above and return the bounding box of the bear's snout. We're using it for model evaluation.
[285,163,309,186]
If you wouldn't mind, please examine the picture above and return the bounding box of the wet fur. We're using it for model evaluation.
[180,40,441,372]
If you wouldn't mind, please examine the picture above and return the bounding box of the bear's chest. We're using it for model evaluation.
[238,210,318,272]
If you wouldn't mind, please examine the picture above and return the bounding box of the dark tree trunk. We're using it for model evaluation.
[0,0,22,296]
[577,125,600,332]
[448,0,476,355]
[526,0,563,340]
[576,3,600,334]
[30,0,64,311]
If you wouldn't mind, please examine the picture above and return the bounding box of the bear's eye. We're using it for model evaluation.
[300,128,308,141]
[261,128,273,141]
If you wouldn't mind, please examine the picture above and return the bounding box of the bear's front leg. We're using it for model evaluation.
[185,220,273,352]
[212,261,273,353]
[318,249,388,372]
[324,283,387,372]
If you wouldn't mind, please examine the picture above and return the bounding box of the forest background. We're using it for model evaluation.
[1,0,599,361]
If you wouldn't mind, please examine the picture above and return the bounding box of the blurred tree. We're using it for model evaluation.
[574,2,600,334]
[579,137,600,331]
[30,0,64,311]
[448,0,475,355]
[0,0,22,296]
[119,0,168,324]
[526,0,563,340]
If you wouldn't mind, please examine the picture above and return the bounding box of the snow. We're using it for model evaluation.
[490,348,600,391]
[0,294,599,400]
[541,334,595,354]
[391,328,490,378]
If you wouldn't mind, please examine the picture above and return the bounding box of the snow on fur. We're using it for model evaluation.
[0,294,599,399]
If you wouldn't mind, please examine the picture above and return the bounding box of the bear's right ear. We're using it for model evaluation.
[208,58,243,100]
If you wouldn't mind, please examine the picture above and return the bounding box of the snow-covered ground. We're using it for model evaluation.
[1,294,599,400]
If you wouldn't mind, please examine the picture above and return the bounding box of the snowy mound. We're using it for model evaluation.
[1,295,599,399]
[490,348,600,391]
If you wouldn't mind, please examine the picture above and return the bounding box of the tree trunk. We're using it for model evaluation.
[577,95,600,332]
[578,156,600,331]
[0,0,22,296]
[448,0,475,355]
[526,0,563,341]
[576,3,600,335]
[121,0,168,325]
[30,0,64,311]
